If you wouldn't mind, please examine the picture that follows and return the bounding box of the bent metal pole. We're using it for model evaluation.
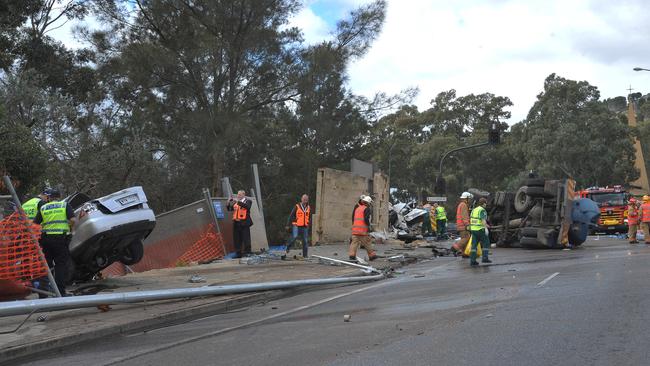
[0,274,385,317]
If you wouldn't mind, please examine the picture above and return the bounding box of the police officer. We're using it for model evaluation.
[22,189,54,220]
[227,190,253,258]
[33,188,75,295]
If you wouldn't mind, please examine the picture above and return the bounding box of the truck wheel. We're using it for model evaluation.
[519,236,547,249]
[524,178,545,187]
[514,187,534,213]
[520,227,539,238]
[120,240,145,265]
[524,186,547,198]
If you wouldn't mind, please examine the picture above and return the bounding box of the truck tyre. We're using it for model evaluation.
[524,178,545,187]
[520,236,547,249]
[520,227,539,238]
[514,187,534,213]
[120,240,145,265]
[524,186,548,198]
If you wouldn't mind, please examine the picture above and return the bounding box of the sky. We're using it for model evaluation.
[51,0,650,123]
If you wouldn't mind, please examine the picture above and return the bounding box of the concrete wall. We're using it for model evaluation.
[313,167,389,244]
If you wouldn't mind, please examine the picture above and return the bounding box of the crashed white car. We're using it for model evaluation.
[65,186,156,281]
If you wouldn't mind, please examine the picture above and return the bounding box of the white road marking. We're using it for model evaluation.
[536,272,560,288]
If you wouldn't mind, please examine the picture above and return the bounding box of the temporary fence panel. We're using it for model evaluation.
[0,213,48,281]
[102,199,225,277]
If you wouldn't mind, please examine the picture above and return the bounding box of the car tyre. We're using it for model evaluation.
[120,240,145,265]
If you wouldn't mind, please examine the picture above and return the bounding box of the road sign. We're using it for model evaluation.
[427,197,447,202]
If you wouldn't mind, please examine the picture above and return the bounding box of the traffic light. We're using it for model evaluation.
[488,122,500,144]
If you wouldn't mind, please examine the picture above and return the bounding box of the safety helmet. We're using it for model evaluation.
[460,192,472,199]
[361,195,373,204]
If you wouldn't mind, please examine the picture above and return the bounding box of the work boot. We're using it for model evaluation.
[470,261,479,267]
[482,258,492,264]
[368,254,378,261]
[349,255,357,261]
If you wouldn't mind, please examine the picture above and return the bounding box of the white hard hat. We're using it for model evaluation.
[361,195,373,204]
[460,192,473,199]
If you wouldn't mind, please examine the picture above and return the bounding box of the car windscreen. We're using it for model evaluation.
[588,193,625,207]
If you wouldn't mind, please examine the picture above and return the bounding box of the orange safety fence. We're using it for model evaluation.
[102,224,226,277]
[0,213,48,281]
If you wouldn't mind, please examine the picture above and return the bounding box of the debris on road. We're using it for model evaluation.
[188,275,206,283]
[343,314,351,322]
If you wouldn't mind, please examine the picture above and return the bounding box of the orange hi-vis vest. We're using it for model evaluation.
[628,205,639,225]
[233,202,248,222]
[456,201,469,230]
[352,205,369,236]
[293,204,310,227]
[642,203,650,223]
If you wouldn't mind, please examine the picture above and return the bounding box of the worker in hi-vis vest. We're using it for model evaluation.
[468,197,491,266]
[284,194,312,259]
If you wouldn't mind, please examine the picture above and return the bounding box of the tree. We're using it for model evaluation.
[517,74,637,187]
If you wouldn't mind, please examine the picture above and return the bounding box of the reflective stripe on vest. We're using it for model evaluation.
[233,202,248,221]
[22,198,41,220]
[435,206,447,221]
[642,203,650,223]
[40,201,70,235]
[351,205,369,236]
[293,204,310,227]
[456,202,468,229]
[628,205,639,225]
[469,206,486,231]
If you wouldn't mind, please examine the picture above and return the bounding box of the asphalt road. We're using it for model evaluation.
[14,238,650,366]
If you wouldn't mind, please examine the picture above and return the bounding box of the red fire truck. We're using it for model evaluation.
[578,186,629,233]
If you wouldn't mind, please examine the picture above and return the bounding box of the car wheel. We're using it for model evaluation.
[514,187,534,213]
[520,227,539,238]
[120,240,145,265]
[524,178,545,187]
[519,236,547,249]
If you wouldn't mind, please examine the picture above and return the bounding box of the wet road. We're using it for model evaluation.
[15,238,650,366]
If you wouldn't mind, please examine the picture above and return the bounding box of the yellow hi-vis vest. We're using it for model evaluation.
[469,206,486,231]
[435,206,447,221]
[22,198,41,220]
[40,201,70,235]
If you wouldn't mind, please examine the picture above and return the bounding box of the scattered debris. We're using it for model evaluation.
[36,314,48,322]
[344,314,351,322]
[188,275,206,283]
[485,313,494,318]
[97,304,111,312]
[413,274,425,278]
[387,254,405,262]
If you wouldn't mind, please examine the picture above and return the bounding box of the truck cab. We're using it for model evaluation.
[578,186,629,233]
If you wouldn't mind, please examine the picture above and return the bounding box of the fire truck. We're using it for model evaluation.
[578,186,629,233]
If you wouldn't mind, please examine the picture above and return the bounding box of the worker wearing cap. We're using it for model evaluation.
[284,194,312,258]
[434,202,448,240]
[641,195,650,244]
[469,197,491,266]
[33,188,75,296]
[452,192,472,254]
[22,189,53,220]
[627,198,640,244]
[349,195,377,261]
[227,190,253,258]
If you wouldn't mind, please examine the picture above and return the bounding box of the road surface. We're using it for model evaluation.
[14,238,650,366]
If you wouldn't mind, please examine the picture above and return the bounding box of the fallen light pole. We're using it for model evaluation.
[0,274,385,317]
[311,255,381,274]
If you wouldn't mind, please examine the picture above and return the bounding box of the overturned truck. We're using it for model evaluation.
[474,178,600,249]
